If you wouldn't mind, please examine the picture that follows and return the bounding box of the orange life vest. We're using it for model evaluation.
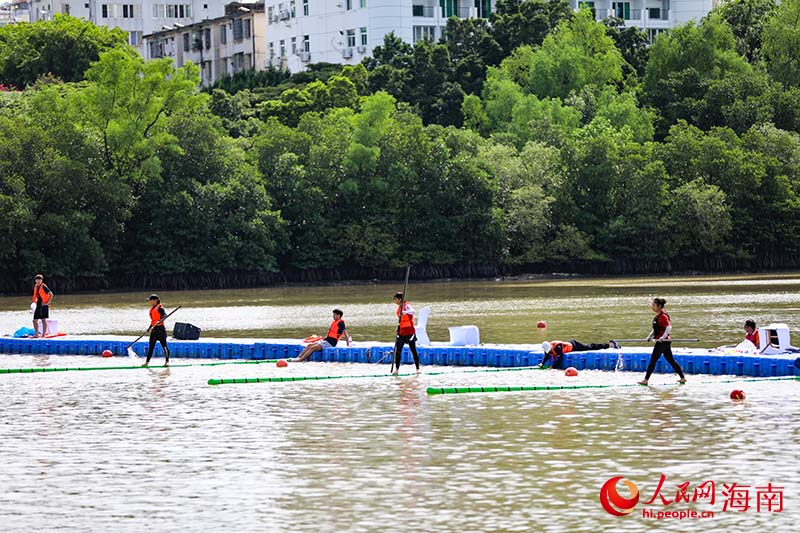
[397,302,415,335]
[746,330,760,346]
[150,304,165,327]
[327,318,345,340]
[548,341,573,357]
[32,284,52,305]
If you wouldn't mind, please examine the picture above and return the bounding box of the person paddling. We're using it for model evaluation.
[143,294,170,367]
[638,298,686,385]
[392,291,420,375]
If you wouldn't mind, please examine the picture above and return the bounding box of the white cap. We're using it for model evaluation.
[542,341,552,353]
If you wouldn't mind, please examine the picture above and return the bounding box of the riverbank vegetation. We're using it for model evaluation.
[1,0,800,292]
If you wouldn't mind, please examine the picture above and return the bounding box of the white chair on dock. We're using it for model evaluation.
[757,323,798,354]
[448,325,480,346]
[416,306,431,345]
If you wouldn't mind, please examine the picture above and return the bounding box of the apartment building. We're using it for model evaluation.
[572,0,716,42]
[0,0,31,24]
[26,0,234,53]
[262,0,491,73]
[144,1,266,86]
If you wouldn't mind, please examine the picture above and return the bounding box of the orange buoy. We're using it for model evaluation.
[101,349,113,358]
[276,359,288,368]
[537,320,547,329]
[565,367,578,377]
[730,389,745,401]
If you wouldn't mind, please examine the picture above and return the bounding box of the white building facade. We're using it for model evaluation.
[27,0,235,53]
[144,1,266,85]
[572,0,716,42]
[262,0,491,73]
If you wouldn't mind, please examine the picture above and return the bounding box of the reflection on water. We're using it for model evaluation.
[1,274,800,347]
[0,358,797,532]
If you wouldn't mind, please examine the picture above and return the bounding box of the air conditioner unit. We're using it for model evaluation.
[356,45,366,53]
[271,14,279,22]
[299,51,311,62]
[279,9,290,19]
[341,47,353,58]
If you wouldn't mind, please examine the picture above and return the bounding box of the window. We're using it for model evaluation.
[101,3,107,17]
[413,25,435,43]
[360,0,366,6]
[183,32,190,51]
[647,7,661,19]
[220,25,227,44]
[303,34,309,52]
[244,19,251,39]
[204,28,211,49]
[612,1,630,19]
[291,36,296,55]
[233,18,243,40]
[360,27,367,46]
[129,31,138,45]
[166,4,174,17]
[269,42,274,59]
[346,29,355,48]
[178,4,184,17]
[302,0,308,15]
[345,0,351,9]
[279,39,285,57]
[290,0,295,17]
[122,4,128,17]
[268,6,273,23]
[185,5,192,17]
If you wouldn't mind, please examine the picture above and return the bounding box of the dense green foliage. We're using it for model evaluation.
[0,15,129,88]
[2,4,800,290]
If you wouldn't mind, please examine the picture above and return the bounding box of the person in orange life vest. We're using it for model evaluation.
[32,274,54,338]
[294,309,351,362]
[638,298,686,385]
[392,291,420,375]
[744,319,760,348]
[538,339,615,369]
[143,294,171,367]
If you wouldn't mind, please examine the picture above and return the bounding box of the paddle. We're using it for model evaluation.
[126,305,182,358]
[391,266,411,374]
[612,338,700,343]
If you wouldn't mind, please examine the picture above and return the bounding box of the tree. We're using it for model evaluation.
[0,15,129,88]
[762,0,800,88]
[715,0,777,63]
[489,0,573,57]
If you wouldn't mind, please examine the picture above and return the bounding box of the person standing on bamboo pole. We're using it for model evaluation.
[638,298,686,385]
[392,291,420,375]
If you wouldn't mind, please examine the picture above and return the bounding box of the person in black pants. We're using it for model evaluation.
[144,294,170,367]
[639,298,686,385]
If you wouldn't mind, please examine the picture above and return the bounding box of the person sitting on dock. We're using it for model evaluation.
[744,319,760,348]
[538,340,618,369]
[294,309,351,362]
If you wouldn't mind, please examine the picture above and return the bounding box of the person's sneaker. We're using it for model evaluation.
[610,340,621,349]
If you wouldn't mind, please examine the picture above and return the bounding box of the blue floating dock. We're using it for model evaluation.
[1,336,798,378]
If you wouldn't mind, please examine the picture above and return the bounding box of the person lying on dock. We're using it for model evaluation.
[537,340,619,369]
[294,309,351,362]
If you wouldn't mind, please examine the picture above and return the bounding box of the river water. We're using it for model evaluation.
[1,274,798,531]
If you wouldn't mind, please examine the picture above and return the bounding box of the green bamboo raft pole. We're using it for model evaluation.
[427,375,800,395]
[0,359,281,375]
[207,366,549,386]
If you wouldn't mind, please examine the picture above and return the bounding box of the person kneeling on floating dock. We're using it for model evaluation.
[638,298,686,385]
[392,292,420,375]
[538,340,618,369]
[295,309,351,362]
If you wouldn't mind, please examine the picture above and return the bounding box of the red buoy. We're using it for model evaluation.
[730,389,745,401]
[276,359,288,368]
[565,367,578,377]
[101,349,113,358]
[537,320,547,329]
